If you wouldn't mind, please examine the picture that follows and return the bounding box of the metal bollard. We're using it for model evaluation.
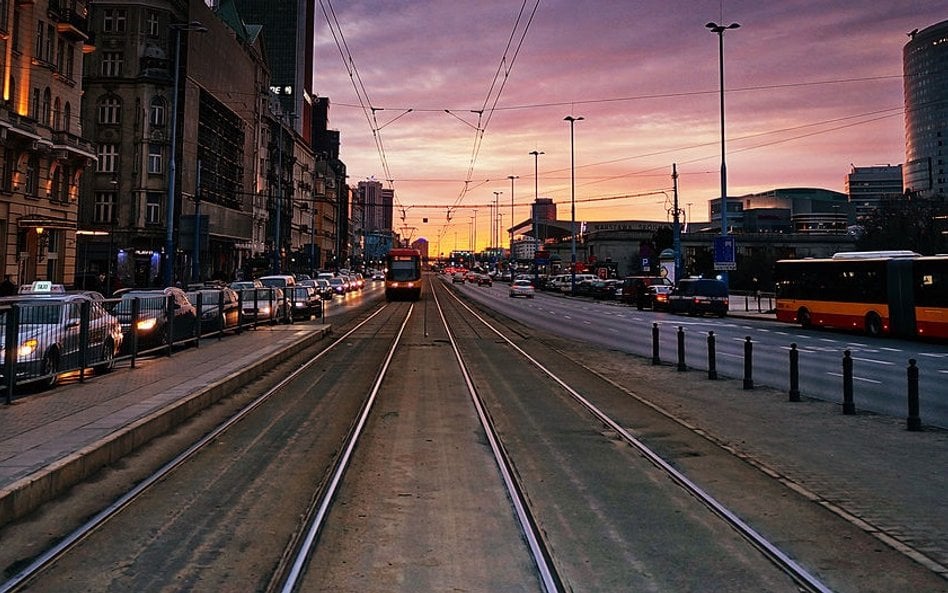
[907,359,921,431]
[743,336,754,390]
[677,326,686,371]
[707,331,717,380]
[788,343,800,402]
[652,322,660,365]
[842,350,855,415]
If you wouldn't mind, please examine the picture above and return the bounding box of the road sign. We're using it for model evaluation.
[713,236,737,271]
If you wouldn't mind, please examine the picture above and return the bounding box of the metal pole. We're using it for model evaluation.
[192,159,201,283]
[508,175,517,259]
[529,150,543,286]
[273,117,283,274]
[163,27,182,288]
[907,359,921,431]
[564,115,583,296]
[842,349,855,414]
[672,163,681,278]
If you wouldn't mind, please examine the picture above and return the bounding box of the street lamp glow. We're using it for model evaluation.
[706,20,739,287]
[164,20,207,287]
[564,115,583,296]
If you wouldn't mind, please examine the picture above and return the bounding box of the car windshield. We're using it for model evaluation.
[242,289,276,300]
[11,302,66,324]
[514,280,532,287]
[290,288,310,298]
[113,294,168,313]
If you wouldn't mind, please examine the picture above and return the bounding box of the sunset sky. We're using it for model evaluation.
[314,1,946,253]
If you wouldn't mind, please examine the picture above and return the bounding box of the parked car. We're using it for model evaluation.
[328,277,347,296]
[649,284,673,311]
[589,279,620,300]
[509,279,535,298]
[112,287,197,351]
[452,272,466,284]
[620,275,673,309]
[230,280,262,290]
[239,288,287,323]
[668,278,729,317]
[314,278,334,300]
[286,286,322,320]
[0,291,123,387]
[258,275,296,289]
[476,274,492,287]
[186,287,240,332]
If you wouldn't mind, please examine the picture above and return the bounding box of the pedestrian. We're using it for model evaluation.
[0,274,16,296]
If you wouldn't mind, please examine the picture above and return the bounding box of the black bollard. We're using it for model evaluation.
[743,336,754,389]
[788,343,800,402]
[907,359,921,431]
[842,350,855,415]
[652,322,660,365]
[707,331,717,380]
[677,326,686,371]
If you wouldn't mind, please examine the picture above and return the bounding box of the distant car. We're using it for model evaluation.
[186,287,239,332]
[0,292,123,388]
[620,276,673,309]
[240,288,287,323]
[258,275,296,289]
[476,274,492,286]
[230,280,262,291]
[286,286,322,320]
[452,272,465,284]
[314,278,333,300]
[509,279,535,298]
[589,279,619,300]
[113,287,197,351]
[648,284,673,311]
[668,278,729,317]
[371,270,385,281]
[328,277,347,296]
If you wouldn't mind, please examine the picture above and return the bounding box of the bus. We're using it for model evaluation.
[774,251,948,339]
[385,248,422,301]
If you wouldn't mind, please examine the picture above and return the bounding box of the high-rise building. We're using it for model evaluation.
[903,20,948,197]
[232,0,316,142]
[845,165,903,219]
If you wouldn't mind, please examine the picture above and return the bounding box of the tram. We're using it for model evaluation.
[385,248,423,301]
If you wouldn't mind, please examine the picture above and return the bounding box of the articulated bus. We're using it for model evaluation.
[774,251,948,339]
[385,248,423,301]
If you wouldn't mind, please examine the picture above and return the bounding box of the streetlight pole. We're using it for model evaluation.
[507,175,518,264]
[529,150,543,285]
[492,191,502,255]
[564,115,583,296]
[164,20,207,288]
[706,20,739,287]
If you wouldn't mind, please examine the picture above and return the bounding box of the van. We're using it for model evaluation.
[668,278,729,317]
[258,275,296,289]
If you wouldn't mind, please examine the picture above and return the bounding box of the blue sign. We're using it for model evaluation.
[713,236,736,271]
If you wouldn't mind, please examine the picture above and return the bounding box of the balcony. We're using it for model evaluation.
[50,0,89,42]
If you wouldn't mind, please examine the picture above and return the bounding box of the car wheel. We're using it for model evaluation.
[797,308,812,328]
[41,350,60,388]
[96,339,116,373]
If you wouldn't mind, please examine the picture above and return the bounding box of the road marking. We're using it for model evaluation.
[819,338,838,343]
[826,372,881,384]
[919,352,948,358]
[880,347,902,352]
[850,356,894,365]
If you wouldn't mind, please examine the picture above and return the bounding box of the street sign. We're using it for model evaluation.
[713,236,737,271]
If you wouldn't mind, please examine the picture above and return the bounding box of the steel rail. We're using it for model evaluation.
[443,288,835,593]
[431,281,562,593]
[277,304,414,593]
[0,305,392,593]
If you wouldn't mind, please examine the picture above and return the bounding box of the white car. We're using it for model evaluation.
[509,279,535,298]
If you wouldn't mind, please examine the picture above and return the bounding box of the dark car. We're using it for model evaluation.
[286,286,322,320]
[186,287,239,332]
[620,276,673,309]
[668,278,729,317]
[648,284,673,311]
[476,274,492,287]
[589,279,620,300]
[113,287,197,351]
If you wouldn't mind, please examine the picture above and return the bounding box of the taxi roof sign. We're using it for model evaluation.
[18,281,66,294]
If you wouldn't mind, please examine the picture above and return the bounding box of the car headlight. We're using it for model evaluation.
[136,317,158,332]
[18,338,38,358]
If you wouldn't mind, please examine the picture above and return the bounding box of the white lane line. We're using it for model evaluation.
[850,357,895,366]
[826,372,882,384]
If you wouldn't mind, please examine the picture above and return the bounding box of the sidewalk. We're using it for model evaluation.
[0,322,331,527]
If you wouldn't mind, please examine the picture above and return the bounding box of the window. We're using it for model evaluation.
[149,96,166,127]
[42,87,51,126]
[96,143,118,173]
[146,11,159,36]
[50,164,70,202]
[24,155,39,197]
[31,87,40,119]
[102,9,127,33]
[65,45,74,79]
[53,97,61,129]
[98,96,121,124]
[145,192,162,224]
[147,144,162,174]
[94,191,116,223]
[57,37,65,71]
[35,21,44,58]
[63,102,71,132]
[101,52,123,77]
[46,24,54,62]
[2,148,14,192]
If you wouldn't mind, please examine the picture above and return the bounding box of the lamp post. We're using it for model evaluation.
[564,115,583,296]
[164,20,207,288]
[529,150,543,285]
[492,190,502,254]
[507,175,518,263]
[706,20,739,287]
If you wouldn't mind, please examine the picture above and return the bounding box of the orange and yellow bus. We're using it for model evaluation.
[774,251,948,339]
[384,248,422,301]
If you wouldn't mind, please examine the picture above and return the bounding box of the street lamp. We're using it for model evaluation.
[564,115,583,296]
[706,20,739,287]
[164,20,207,287]
[529,150,543,285]
[492,191,503,253]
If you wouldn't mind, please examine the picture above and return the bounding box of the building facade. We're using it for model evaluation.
[903,19,948,198]
[1,0,95,286]
[845,164,903,220]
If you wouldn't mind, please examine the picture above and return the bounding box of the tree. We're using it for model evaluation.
[855,192,947,254]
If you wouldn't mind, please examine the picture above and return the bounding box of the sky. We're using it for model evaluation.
[313,0,948,254]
